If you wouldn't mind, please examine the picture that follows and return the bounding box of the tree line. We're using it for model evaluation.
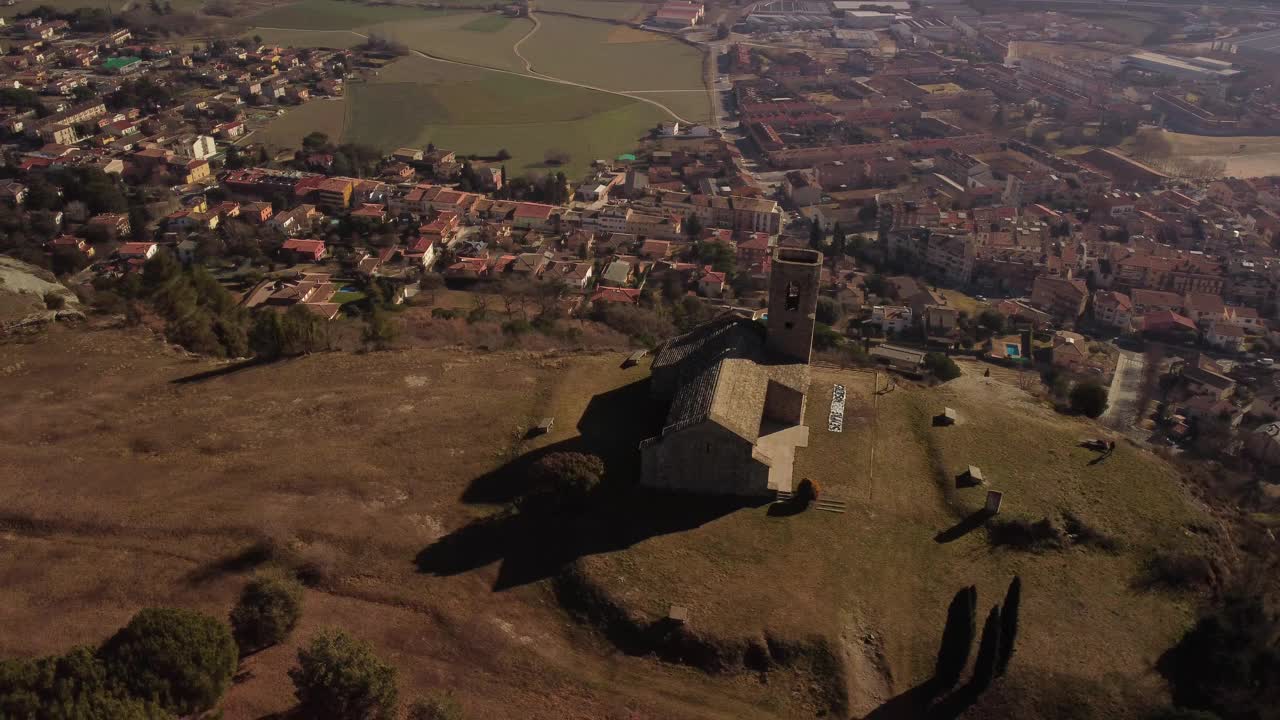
[0,572,462,719]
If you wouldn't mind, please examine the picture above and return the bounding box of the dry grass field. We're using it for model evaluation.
[0,323,824,719]
[1154,131,1280,179]
[0,315,1212,718]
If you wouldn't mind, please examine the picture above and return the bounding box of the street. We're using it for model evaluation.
[1101,349,1147,434]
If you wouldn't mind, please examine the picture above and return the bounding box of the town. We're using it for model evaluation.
[1,0,1279,719]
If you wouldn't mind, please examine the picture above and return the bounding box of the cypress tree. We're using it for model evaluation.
[997,576,1021,676]
[972,604,1002,693]
[809,217,824,251]
[935,585,977,688]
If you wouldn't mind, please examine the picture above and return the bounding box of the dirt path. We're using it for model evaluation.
[511,9,540,73]
[252,23,698,122]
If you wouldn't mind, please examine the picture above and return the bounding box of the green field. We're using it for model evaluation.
[411,102,666,177]
[340,56,661,175]
[243,0,457,30]
[640,90,713,124]
[257,98,349,150]
[246,28,367,49]
[459,13,512,31]
[521,14,706,92]
[330,291,366,305]
[0,0,101,16]
[535,0,647,20]
[361,12,534,71]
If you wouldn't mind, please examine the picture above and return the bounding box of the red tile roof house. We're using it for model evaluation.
[736,232,772,267]
[512,202,557,230]
[1207,322,1248,353]
[590,286,642,306]
[1140,310,1198,337]
[115,241,157,260]
[240,272,339,320]
[545,260,594,289]
[404,236,438,268]
[639,239,672,260]
[241,201,274,224]
[444,256,490,280]
[698,265,726,297]
[88,212,131,238]
[1092,290,1133,331]
[48,234,94,258]
[280,238,327,263]
[350,203,387,222]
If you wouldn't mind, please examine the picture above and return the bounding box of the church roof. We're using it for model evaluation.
[653,316,808,441]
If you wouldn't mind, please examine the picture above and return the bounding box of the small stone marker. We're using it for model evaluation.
[967,465,983,483]
[935,407,957,426]
[668,605,689,625]
[985,490,1003,515]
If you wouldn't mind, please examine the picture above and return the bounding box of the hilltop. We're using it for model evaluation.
[0,322,1214,718]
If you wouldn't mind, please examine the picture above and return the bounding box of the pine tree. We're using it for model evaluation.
[972,605,1002,693]
[935,585,977,688]
[832,221,846,259]
[997,576,1021,676]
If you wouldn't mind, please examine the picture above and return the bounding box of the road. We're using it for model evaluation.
[1101,349,1147,434]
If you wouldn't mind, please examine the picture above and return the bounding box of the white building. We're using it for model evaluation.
[177,135,217,161]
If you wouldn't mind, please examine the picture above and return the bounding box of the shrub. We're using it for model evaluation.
[1070,381,1109,418]
[431,307,459,320]
[290,629,399,720]
[230,574,304,654]
[99,608,238,716]
[519,452,605,514]
[544,148,571,166]
[1158,594,1280,719]
[502,318,533,336]
[795,477,820,503]
[815,296,840,326]
[813,322,843,350]
[978,309,1006,333]
[593,304,675,346]
[362,308,399,351]
[1138,551,1216,592]
[987,517,1066,552]
[407,694,464,720]
[925,352,961,381]
[0,647,171,720]
[1062,512,1121,552]
[43,291,66,310]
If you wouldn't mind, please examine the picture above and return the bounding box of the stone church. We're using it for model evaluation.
[640,247,822,496]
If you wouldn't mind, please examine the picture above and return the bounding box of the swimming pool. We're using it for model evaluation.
[1005,343,1021,358]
